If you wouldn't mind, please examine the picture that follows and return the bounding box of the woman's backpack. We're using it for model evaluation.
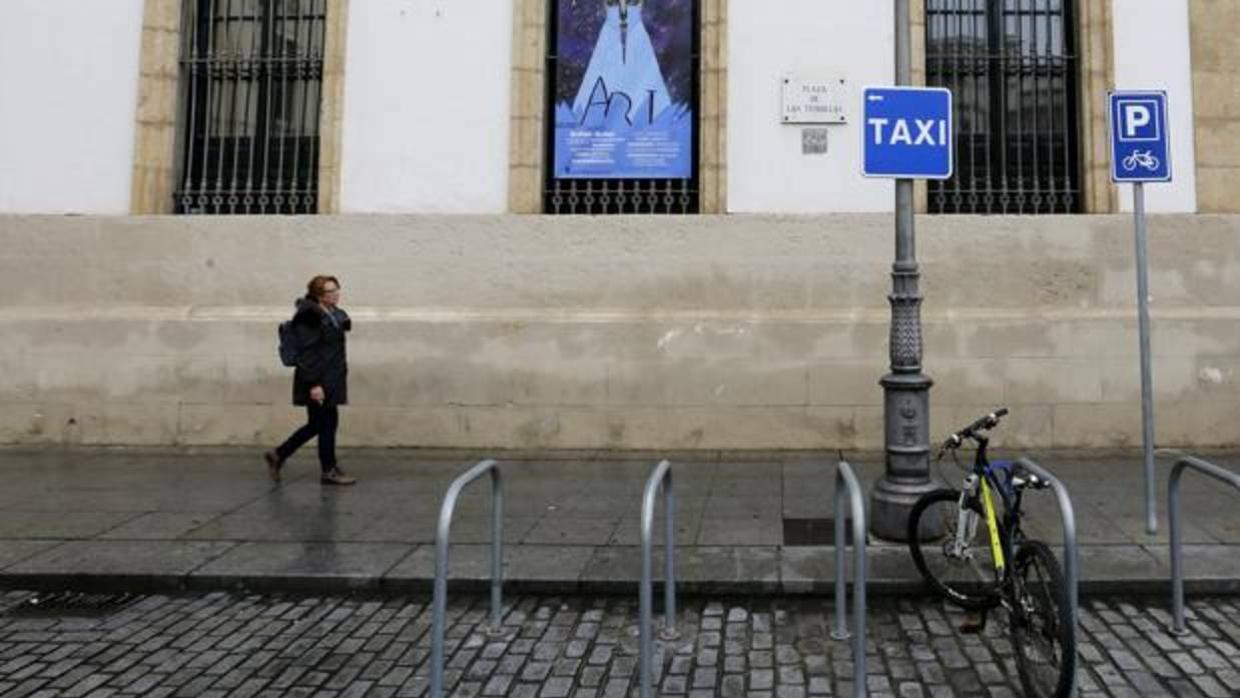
[277,320,301,367]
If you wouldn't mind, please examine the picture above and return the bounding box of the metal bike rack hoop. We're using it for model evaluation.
[1161,450,1240,635]
[831,459,868,698]
[1015,458,1081,698]
[639,458,678,698]
[430,458,505,698]
[1013,458,1079,629]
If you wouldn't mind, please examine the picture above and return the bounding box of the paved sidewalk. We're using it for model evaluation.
[0,447,1238,595]
[1,590,1238,697]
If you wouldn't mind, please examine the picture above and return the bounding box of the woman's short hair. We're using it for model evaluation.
[306,275,341,300]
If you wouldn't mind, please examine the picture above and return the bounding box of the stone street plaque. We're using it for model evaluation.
[782,75,848,124]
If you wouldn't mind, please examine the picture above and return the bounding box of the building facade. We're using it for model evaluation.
[2,0,1239,450]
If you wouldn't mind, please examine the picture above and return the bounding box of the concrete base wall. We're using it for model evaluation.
[3,214,1240,450]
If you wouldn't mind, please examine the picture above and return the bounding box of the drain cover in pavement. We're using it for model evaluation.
[782,517,854,546]
[6,591,140,618]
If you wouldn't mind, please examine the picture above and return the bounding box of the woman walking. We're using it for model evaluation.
[265,275,357,485]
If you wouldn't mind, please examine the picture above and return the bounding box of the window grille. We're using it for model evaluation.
[175,0,326,215]
[544,0,700,215]
[926,0,1081,214]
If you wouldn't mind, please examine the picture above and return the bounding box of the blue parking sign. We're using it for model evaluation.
[1109,91,1172,182]
[862,87,953,179]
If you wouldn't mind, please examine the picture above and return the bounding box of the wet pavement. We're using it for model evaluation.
[0,447,1238,595]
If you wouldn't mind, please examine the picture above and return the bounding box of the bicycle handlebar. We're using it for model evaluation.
[940,407,1009,452]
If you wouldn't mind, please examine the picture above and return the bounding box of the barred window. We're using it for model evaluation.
[175,0,326,215]
[926,0,1081,214]
[544,0,700,215]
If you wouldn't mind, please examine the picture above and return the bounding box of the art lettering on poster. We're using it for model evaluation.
[553,0,695,179]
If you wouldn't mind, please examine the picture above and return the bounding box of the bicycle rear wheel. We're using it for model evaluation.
[1011,540,1075,698]
[907,489,1002,610]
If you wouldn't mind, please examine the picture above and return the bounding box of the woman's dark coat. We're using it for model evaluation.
[291,296,351,406]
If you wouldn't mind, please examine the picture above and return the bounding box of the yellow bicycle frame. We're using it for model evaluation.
[980,477,1005,573]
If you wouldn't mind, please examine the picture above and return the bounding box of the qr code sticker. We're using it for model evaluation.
[802,128,829,155]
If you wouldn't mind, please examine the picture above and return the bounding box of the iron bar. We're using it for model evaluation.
[291,1,312,212]
[204,0,222,211]
[258,0,277,211]
[272,0,291,210]
[987,1,1003,213]
[1030,0,1042,212]
[1042,1,1056,213]
[224,0,244,212]
[238,0,262,210]
[1011,0,1021,213]
[306,10,323,214]
[212,0,230,208]
[968,0,976,210]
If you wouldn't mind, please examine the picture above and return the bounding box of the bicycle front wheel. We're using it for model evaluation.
[1011,540,1075,698]
[907,489,1002,610]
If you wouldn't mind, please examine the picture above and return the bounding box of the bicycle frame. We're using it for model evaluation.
[951,434,1028,586]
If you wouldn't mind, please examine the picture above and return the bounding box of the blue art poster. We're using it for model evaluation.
[553,0,694,179]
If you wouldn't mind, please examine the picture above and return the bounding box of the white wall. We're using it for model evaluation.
[1112,0,1198,213]
[727,1,894,213]
[340,1,513,213]
[0,0,143,214]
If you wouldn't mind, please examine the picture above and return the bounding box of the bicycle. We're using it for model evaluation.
[906,408,1075,698]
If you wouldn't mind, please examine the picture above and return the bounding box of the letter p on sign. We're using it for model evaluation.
[1118,99,1160,142]
[1124,104,1151,137]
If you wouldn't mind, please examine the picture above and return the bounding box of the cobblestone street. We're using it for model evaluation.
[0,590,1238,697]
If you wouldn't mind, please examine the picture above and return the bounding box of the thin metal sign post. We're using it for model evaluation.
[1134,181,1155,534]
[1108,91,1172,534]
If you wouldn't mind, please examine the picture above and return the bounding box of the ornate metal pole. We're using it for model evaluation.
[869,0,938,541]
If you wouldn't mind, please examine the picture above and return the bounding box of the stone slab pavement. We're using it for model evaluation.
[0,447,1239,596]
[0,589,1238,697]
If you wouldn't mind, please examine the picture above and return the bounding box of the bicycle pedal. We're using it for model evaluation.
[958,610,988,634]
